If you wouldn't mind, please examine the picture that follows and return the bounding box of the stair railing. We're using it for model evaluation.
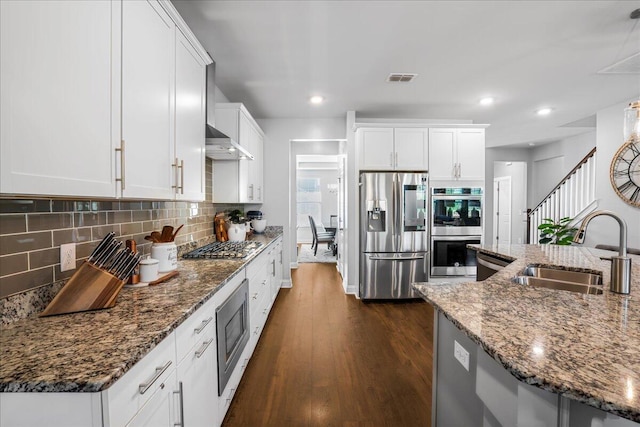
[528,147,597,243]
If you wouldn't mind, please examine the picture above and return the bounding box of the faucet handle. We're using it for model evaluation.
[599,256,612,262]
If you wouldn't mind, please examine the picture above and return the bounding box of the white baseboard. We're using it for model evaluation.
[290,261,299,270]
[280,279,292,289]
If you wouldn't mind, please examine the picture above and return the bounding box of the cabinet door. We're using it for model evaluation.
[358,128,395,170]
[121,0,174,199]
[394,128,428,170]
[176,326,217,427]
[428,129,456,180]
[238,112,252,202]
[456,129,485,181]
[253,128,264,203]
[127,370,176,427]
[0,0,117,197]
[175,29,206,201]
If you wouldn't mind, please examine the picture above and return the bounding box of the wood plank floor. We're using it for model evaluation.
[223,263,434,427]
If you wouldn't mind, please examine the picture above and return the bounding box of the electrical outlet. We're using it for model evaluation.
[454,340,470,371]
[60,243,76,272]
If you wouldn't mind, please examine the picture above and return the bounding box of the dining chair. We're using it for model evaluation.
[308,215,335,256]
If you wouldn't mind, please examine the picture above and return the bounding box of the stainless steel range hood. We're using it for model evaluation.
[205,61,254,160]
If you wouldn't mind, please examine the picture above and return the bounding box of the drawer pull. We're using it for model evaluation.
[139,360,172,395]
[254,326,259,335]
[252,292,259,300]
[195,339,214,358]
[194,316,213,334]
[173,381,184,427]
[226,388,236,404]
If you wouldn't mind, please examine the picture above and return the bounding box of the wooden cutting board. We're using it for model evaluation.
[40,262,125,317]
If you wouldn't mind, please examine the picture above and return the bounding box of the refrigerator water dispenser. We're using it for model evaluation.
[366,200,387,232]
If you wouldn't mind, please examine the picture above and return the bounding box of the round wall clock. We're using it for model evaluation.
[610,139,640,208]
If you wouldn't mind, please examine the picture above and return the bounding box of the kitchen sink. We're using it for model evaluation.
[521,266,602,285]
[511,265,603,295]
[511,276,603,295]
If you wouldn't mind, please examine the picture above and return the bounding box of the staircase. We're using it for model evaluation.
[528,148,597,243]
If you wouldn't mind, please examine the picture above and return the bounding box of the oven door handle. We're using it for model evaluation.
[432,235,482,241]
[369,255,424,261]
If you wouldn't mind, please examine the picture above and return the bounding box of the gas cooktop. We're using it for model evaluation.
[182,241,263,259]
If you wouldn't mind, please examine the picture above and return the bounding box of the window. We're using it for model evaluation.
[297,177,322,225]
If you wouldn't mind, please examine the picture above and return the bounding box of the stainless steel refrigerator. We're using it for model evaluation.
[360,172,429,299]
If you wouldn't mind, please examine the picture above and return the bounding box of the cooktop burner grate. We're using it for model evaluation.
[182,241,263,259]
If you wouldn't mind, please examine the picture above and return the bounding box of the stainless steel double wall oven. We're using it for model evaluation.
[430,187,483,278]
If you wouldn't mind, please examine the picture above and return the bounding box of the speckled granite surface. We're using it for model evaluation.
[0,227,283,393]
[413,243,640,422]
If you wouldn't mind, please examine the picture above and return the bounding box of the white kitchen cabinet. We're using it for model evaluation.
[0,0,118,198]
[358,127,429,171]
[428,128,485,181]
[174,29,206,201]
[212,103,265,203]
[175,307,217,427]
[120,0,175,200]
[126,369,176,427]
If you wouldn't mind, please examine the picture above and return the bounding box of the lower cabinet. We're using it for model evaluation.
[0,241,285,427]
[126,370,176,427]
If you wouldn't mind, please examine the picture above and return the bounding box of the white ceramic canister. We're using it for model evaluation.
[150,242,177,272]
[227,223,247,242]
[139,258,159,283]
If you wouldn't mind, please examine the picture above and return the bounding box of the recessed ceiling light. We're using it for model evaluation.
[529,143,536,146]
[309,95,324,105]
[536,107,553,116]
[228,147,236,152]
[479,97,494,106]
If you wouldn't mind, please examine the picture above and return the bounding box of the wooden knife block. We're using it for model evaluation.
[40,262,126,317]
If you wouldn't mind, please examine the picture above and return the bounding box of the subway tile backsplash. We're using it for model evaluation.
[0,197,215,300]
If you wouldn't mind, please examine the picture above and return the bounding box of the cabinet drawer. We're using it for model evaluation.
[175,296,216,363]
[218,341,252,425]
[245,248,271,280]
[103,333,176,427]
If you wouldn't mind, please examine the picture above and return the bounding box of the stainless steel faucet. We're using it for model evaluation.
[573,210,632,294]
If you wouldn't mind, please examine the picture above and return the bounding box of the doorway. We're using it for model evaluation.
[492,161,527,245]
[296,154,339,263]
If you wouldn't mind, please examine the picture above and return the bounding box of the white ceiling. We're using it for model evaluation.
[173,0,640,148]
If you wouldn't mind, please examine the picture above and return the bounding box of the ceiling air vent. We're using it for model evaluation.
[387,73,418,83]
[598,52,640,74]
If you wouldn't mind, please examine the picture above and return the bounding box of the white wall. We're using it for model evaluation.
[257,118,345,282]
[493,161,528,244]
[529,131,595,207]
[586,100,640,249]
[484,147,531,243]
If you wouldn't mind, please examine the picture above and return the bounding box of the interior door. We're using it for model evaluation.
[493,176,512,244]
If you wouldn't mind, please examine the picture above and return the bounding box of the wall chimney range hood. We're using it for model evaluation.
[205,60,254,160]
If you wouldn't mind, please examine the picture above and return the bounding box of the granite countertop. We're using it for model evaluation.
[413,243,640,422]
[0,228,283,393]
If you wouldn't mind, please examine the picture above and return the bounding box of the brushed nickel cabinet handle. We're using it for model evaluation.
[195,338,213,358]
[390,152,394,167]
[116,140,125,190]
[139,360,172,394]
[173,381,184,427]
[179,159,184,194]
[194,316,213,334]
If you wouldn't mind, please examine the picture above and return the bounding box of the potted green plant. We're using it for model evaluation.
[538,217,577,245]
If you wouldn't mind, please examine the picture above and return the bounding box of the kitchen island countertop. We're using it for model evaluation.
[413,243,640,422]
[0,228,283,393]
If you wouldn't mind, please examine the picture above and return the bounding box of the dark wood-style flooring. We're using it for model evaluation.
[223,263,434,427]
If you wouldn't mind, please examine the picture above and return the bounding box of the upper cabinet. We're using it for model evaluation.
[428,128,485,181]
[0,0,210,200]
[174,30,206,201]
[212,103,265,204]
[0,0,118,197]
[357,127,429,171]
[121,0,174,200]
